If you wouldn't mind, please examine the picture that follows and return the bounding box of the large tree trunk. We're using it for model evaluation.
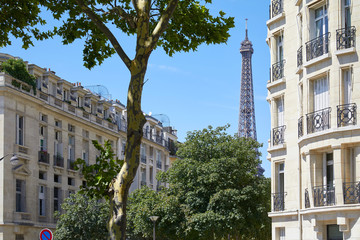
[108,55,149,240]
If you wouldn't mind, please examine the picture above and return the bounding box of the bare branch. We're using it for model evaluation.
[148,0,179,51]
[75,0,132,71]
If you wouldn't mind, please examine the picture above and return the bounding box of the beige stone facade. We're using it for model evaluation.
[267,0,360,239]
[0,53,177,240]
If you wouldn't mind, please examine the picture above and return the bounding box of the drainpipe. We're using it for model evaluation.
[298,149,303,239]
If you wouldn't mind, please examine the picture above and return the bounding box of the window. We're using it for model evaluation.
[277,35,283,62]
[278,163,284,194]
[16,115,24,146]
[40,113,48,122]
[54,174,61,183]
[68,135,75,161]
[315,5,328,38]
[39,171,46,180]
[276,98,284,127]
[327,224,342,240]
[68,124,75,133]
[342,68,352,105]
[82,140,89,165]
[82,129,89,138]
[55,119,62,128]
[141,167,146,186]
[156,150,162,169]
[39,185,46,216]
[277,227,285,240]
[16,179,26,212]
[54,187,62,212]
[150,166,153,184]
[313,76,329,111]
[39,125,47,151]
[324,153,334,187]
[343,0,351,29]
[68,177,75,186]
[15,234,24,240]
[149,146,154,159]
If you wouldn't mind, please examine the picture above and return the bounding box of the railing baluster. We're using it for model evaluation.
[336,26,356,50]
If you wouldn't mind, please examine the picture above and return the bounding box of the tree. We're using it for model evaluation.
[75,140,123,200]
[0,1,234,238]
[158,125,271,239]
[54,192,110,240]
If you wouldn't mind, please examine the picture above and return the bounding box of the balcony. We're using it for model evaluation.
[298,116,303,138]
[155,135,162,145]
[141,181,147,187]
[337,103,357,127]
[313,185,335,207]
[272,192,286,211]
[270,0,283,18]
[306,107,331,134]
[70,95,76,102]
[97,108,102,114]
[343,182,360,204]
[42,82,48,88]
[297,46,303,67]
[272,125,285,146]
[38,151,49,164]
[271,60,285,82]
[68,159,76,170]
[140,155,147,164]
[84,102,90,108]
[56,88,62,95]
[305,33,330,62]
[53,155,64,168]
[336,26,356,50]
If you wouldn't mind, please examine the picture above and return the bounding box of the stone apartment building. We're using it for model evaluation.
[0,53,177,240]
[267,0,360,239]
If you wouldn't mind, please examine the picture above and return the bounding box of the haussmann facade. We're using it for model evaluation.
[267,0,360,239]
[0,53,177,240]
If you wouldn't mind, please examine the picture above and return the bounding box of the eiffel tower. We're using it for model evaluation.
[238,19,256,140]
[238,19,264,176]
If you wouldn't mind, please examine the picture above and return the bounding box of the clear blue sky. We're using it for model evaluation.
[1,1,271,177]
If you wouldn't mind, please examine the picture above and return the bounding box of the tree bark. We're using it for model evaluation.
[108,53,149,240]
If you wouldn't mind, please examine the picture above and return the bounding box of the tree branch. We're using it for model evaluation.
[148,0,179,51]
[112,6,137,29]
[75,0,132,71]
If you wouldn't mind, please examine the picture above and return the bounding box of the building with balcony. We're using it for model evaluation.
[0,53,177,240]
[266,0,360,239]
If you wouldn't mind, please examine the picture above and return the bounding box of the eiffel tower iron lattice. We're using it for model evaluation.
[238,19,257,141]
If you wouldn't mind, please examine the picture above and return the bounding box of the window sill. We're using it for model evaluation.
[266,12,285,27]
[296,65,303,74]
[267,77,286,89]
[268,143,286,153]
[335,47,356,56]
[303,53,331,68]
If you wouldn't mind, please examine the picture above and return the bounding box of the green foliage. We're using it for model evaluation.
[0,0,234,69]
[127,187,186,240]
[1,58,37,93]
[54,192,110,240]
[126,125,271,240]
[75,140,123,200]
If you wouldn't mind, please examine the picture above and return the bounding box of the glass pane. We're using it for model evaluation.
[327,225,342,240]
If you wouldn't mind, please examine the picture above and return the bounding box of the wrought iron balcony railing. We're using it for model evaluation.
[272,192,286,211]
[272,125,286,146]
[38,151,49,164]
[155,135,163,144]
[298,116,303,138]
[305,33,330,61]
[56,88,62,95]
[305,189,310,208]
[68,159,76,170]
[140,155,147,164]
[70,95,76,101]
[306,107,331,134]
[313,185,335,207]
[271,0,283,18]
[337,103,357,127]
[297,46,303,67]
[84,102,90,108]
[53,155,64,167]
[272,60,285,82]
[343,182,360,204]
[336,26,356,50]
